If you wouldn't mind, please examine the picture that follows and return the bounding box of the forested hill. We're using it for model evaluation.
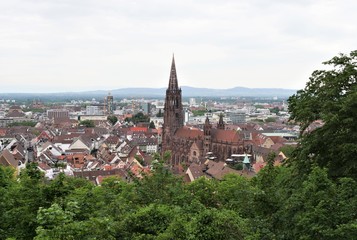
[0,51,356,239]
[0,86,297,99]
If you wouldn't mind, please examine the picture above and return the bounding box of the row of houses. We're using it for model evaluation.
[0,113,299,184]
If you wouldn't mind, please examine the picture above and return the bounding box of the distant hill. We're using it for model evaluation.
[103,86,296,97]
[0,86,297,100]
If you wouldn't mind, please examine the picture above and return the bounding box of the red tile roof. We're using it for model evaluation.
[175,127,203,139]
[130,127,148,133]
[211,129,240,143]
[0,149,18,168]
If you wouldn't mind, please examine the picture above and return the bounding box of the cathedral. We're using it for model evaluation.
[162,56,247,166]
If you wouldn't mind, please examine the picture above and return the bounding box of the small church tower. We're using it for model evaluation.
[203,116,212,155]
[217,113,225,130]
[162,55,184,154]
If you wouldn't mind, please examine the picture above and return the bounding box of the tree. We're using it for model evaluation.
[272,167,357,239]
[279,145,296,158]
[0,166,16,238]
[125,112,150,124]
[156,109,163,117]
[217,174,257,218]
[107,115,118,126]
[269,107,280,115]
[189,208,249,240]
[8,121,37,127]
[79,120,95,128]
[116,204,177,239]
[288,50,357,179]
[186,177,219,208]
[134,160,187,206]
[191,109,206,116]
[149,121,156,129]
[1,163,47,239]
[265,117,276,123]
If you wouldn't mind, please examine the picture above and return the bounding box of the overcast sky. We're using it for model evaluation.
[1,0,356,93]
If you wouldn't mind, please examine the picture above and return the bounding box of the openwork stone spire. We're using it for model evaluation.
[168,55,179,90]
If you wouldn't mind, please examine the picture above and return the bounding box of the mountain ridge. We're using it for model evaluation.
[0,86,297,98]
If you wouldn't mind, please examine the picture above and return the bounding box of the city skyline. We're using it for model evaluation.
[1,0,356,93]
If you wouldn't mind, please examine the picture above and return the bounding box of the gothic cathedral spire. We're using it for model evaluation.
[168,55,179,90]
[162,55,184,154]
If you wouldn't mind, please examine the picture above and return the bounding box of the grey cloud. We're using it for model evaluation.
[0,0,356,92]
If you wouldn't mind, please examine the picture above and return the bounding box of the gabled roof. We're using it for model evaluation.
[130,127,148,133]
[38,162,51,171]
[186,162,205,181]
[175,127,203,139]
[6,111,25,118]
[70,135,93,149]
[211,129,240,143]
[191,140,203,151]
[0,128,7,136]
[53,117,71,125]
[53,135,77,144]
[105,135,120,145]
[204,160,255,180]
[0,149,18,168]
[9,105,22,110]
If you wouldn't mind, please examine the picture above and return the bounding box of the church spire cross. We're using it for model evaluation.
[168,55,179,90]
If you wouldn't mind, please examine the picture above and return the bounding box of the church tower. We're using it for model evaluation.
[203,116,212,155]
[217,113,225,130]
[162,55,184,154]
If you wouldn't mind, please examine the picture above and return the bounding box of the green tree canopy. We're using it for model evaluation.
[149,121,156,129]
[288,50,357,179]
[125,112,150,124]
[8,121,37,127]
[107,115,118,125]
[79,120,95,128]
[156,109,163,117]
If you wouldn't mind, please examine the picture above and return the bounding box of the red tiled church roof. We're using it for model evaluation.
[211,129,240,142]
[175,127,203,139]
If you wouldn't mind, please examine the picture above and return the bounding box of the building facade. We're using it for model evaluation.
[47,109,69,119]
[105,93,114,115]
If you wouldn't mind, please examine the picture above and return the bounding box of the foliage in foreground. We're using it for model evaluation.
[0,160,356,240]
[288,50,357,179]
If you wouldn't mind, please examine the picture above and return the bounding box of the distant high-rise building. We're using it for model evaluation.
[184,108,190,124]
[141,102,151,115]
[86,106,101,115]
[226,111,246,124]
[105,92,114,115]
[189,98,196,106]
[47,109,69,119]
